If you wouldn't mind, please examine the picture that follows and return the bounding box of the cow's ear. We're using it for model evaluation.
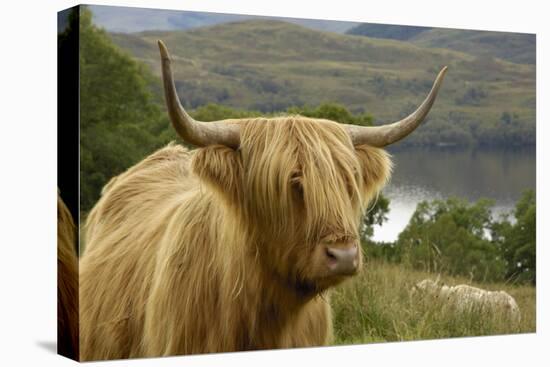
[192,145,243,203]
[355,145,393,202]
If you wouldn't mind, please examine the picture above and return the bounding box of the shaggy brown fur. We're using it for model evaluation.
[79,116,392,360]
[57,193,79,359]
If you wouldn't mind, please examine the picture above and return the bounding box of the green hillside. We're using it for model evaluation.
[410,28,536,65]
[108,19,535,146]
[347,23,535,65]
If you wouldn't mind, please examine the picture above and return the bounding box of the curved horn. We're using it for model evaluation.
[158,40,240,148]
[345,67,448,147]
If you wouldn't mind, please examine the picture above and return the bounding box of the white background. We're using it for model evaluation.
[0,0,547,366]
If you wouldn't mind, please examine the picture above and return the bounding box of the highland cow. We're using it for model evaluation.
[57,193,79,359]
[79,40,447,360]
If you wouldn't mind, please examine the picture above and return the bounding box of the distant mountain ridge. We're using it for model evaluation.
[410,28,535,65]
[347,23,535,65]
[108,19,535,146]
[347,23,432,40]
[91,5,535,65]
[89,5,358,34]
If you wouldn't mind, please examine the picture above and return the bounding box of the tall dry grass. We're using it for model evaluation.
[330,259,535,345]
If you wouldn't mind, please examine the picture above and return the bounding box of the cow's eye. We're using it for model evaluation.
[290,171,304,198]
[291,178,304,197]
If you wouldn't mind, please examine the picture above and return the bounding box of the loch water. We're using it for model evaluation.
[373,146,536,242]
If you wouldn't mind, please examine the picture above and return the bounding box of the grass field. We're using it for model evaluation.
[330,260,535,345]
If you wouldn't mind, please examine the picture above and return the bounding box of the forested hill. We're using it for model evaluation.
[108,19,535,147]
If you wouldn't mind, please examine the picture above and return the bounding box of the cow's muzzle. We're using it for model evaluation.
[324,243,359,276]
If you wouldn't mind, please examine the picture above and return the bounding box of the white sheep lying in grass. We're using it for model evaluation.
[412,277,521,324]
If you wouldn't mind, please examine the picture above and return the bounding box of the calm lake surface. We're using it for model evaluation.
[372,146,536,242]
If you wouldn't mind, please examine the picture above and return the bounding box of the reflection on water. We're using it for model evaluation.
[373,146,536,242]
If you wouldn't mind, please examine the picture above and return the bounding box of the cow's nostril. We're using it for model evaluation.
[324,244,358,275]
[325,247,338,260]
